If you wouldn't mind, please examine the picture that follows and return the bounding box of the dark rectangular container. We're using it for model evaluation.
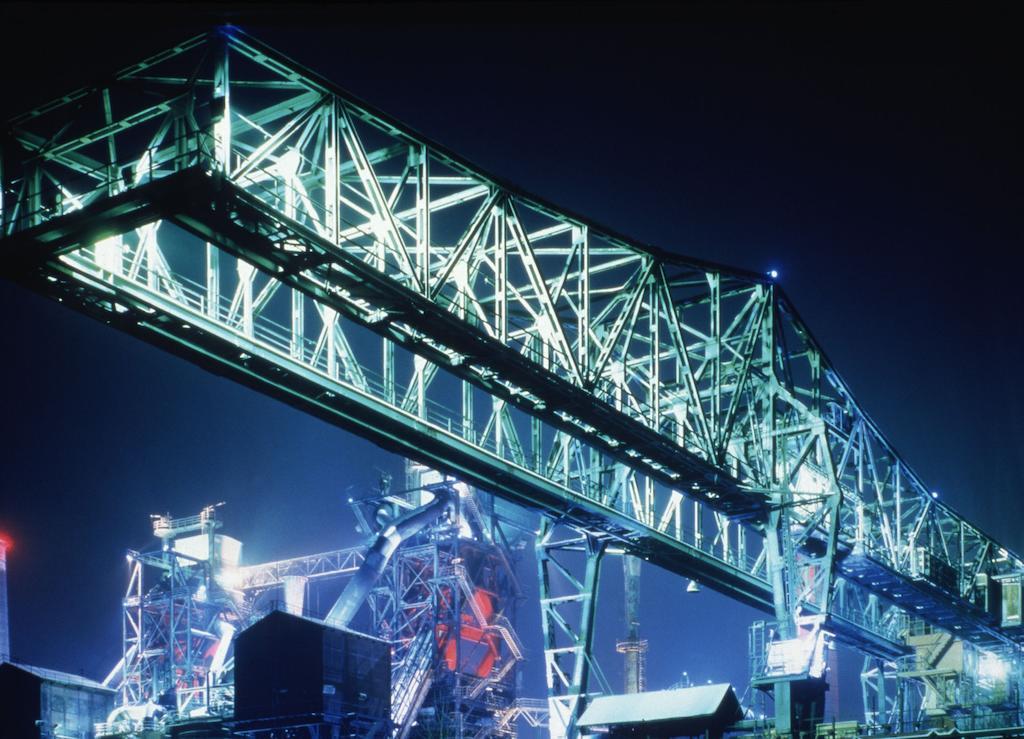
[233,609,390,725]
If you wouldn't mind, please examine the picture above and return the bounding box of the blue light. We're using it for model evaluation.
[768,269,779,280]
[931,491,939,499]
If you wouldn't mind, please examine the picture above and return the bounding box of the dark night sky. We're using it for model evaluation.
[0,1,1020,720]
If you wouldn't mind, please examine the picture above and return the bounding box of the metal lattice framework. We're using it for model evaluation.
[364,477,526,738]
[235,545,365,593]
[859,629,1024,734]
[113,531,240,721]
[2,27,1022,737]
[536,520,609,735]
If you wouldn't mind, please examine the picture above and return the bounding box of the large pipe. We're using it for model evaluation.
[326,487,453,628]
[282,575,307,616]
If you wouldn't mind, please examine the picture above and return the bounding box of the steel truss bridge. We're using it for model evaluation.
[2,27,1022,738]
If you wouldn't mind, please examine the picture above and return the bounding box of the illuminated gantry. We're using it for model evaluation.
[2,28,1022,738]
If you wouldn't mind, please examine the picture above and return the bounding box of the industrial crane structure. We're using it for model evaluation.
[2,27,1022,739]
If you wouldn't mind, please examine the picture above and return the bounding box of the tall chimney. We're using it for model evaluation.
[616,554,648,693]
[0,537,9,663]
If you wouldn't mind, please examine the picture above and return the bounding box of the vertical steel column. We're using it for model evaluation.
[238,260,255,339]
[709,273,721,443]
[536,517,605,739]
[205,244,220,321]
[648,279,660,432]
[291,289,305,362]
[416,143,429,295]
[101,88,118,196]
[324,101,339,243]
[212,29,231,174]
[574,225,589,380]
[495,205,507,343]
[29,162,45,228]
[766,512,799,737]
[764,280,799,738]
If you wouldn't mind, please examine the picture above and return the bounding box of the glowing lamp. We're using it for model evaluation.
[978,652,1009,682]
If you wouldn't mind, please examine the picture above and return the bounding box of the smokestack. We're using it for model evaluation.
[0,536,9,663]
[616,554,648,693]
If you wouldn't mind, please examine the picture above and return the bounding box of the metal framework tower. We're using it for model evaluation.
[99,505,242,737]
[2,27,1023,739]
[357,465,528,738]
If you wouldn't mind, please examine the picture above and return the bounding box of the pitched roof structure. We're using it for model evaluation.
[578,683,743,737]
[3,661,112,692]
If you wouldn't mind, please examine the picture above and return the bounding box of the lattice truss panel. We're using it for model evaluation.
[536,520,608,738]
[119,549,239,717]
[2,29,1021,674]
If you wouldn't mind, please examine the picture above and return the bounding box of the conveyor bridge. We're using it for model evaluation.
[2,27,1021,737]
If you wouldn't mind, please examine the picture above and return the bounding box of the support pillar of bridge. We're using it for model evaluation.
[762,501,837,739]
[774,678,828,739]
[536,517,607,739]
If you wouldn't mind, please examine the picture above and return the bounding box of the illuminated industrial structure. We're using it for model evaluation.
[2,26,1023,739]
[88,467,531,738]
[356,463,529,737]
[99,504,241,731]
